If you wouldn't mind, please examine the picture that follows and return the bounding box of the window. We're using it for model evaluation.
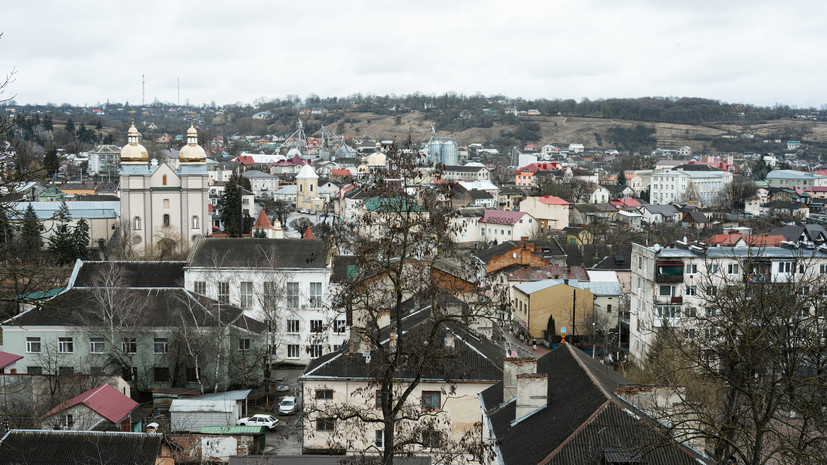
[218,282,230,304]
[820,264,827,274]
[375,390,383,409]
[192,216,199,230]
[708,286,717,296]
[26,337,41,353]
[374,430,385,449]
[606,304,612,313]
[131,367,138,382]
[27,366,42,375]
[310,344,323,358]
[684,328,696,339]
[728,263,739,274]
[657,305,681,318]
[287,320,300,334]
[687,264,698,274]
[58,366,74,376]
[90,338,105,354]
[163,214,170,226]
[162,174,167,186]
[422,391,441,411]
[707,307,718,317]
[685,285,697,296]
[638,256,643,269]
[708,263,718,273]
[154,338,168,354]
[335,319,346,334]
[422,431,442,450]
[65,414,74,428]
[685,306,697,317]
[59,337,74,353]
[154,367,170,382]
[286,282,300,307]
[264,281,279,298]
[287,344,300,359]
[309,282,322,307]
[659,285,675,297]
[779,262,793,273]
[134,216,141,231]
[310,320,323,333]
[316,419,335,431]
[122,338,137,354]
[315,389,333,400]
[194,281,206,295]
[186,367,201,383]
[238,338,251,351]
[240,281,254,308]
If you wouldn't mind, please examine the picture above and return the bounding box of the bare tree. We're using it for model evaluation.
[638,250,827,465]
[304,140,497,464]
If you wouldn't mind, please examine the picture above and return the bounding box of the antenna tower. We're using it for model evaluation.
[141,74,145,106]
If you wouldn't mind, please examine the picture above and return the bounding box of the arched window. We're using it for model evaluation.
[162,174,167,186]
[163,214,170,226]
[134,217,141,231]
[192,216,199,230]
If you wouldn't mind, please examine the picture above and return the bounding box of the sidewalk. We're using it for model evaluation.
[502,328,550,359]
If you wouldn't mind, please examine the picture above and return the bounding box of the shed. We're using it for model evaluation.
[169,398,241,433]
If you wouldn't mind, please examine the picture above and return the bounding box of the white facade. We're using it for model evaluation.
[649,171,732,206]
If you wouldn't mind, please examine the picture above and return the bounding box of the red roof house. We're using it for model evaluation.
[42,384,138,431]
[0,350,23,373]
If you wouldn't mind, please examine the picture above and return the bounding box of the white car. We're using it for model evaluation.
[237,414,278,430]
[279,396,297,415]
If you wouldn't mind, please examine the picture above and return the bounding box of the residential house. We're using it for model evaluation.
[569,203,618,226]
[511,279,594,343]
[769,223,827,245]
[2,260,265,392]
[184,237,341,364]
[87,145,121,178]
[605,184,634,200]
[586,184,610,204]
[251,210,284,239]
[472,240,567,276]
[496,185,526,211]
[299,304,504,460]
[515,162,561,187]
[0,350,23,374]
[241,170,279,198]
[479,347,711,465]
[563,226,593,245]
[441,165,490,182]
[766,170,827,189]
[449,206,485,243]
[518,195,570,233]
[478,210,538,243]
[705,233,785,248]
[638,202,679,224]
[764,201,809,219]
[41,384,138,431]
[650,170,732,206]
[628,243,827,363]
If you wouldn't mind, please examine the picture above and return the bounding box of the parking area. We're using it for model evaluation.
[261,366,305,454]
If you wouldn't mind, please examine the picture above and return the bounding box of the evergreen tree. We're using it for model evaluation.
[47,202,76,266]
[64,118,75,134]
[72,219,90,260]
[43,148,59,177]
[617,167,627,186]
[43,114,53,131]
[20,204,42,255]
[221,174,241,237]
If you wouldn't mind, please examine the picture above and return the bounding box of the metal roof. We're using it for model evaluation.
[199,389,252,401]
[201,425,265,435]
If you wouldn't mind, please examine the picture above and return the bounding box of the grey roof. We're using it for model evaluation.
[639,243,827,259]
[229,457,431,465]
[6,288,265,333]
[473,240,565,265]
[177,164,208,175]
[188,238,329,269]
[639,203,678,217]
[0,430,162,465]
[577,280,622,296]
[13,201,120,220]
[241,170,278,179]
[72,261,185,288]
[301,305,504,383]
[480,345,711,465]
[198,389,252,401]
[770,224,827,243]
[444,165,488,172]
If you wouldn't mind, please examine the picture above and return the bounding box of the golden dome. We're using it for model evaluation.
[179,124,206,164]
[120,124,149,163]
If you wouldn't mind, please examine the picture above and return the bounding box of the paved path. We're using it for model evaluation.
[501,327,550,358]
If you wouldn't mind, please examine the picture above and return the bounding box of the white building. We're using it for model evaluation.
[629,243,827,365]
[241,170,279,198]
[184,237,343,365]
[766,170,827,189]
[649,171,732,206]
[478,210,538,242]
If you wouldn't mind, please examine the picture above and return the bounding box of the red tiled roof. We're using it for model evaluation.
[537,195,569,206]
[330,169,350,176]
[43,384,137,425]
[708,233,786,247]
[253,210,273,230]
[0,350,23,369]
[610,198,641,208]
[480,210,526,225]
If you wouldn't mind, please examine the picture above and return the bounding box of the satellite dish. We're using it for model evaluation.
[653,243,661,253]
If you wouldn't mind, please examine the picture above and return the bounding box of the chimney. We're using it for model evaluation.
[349,328,372,356]
[515,373,548,419]
[377,311,390,329]
[389,327,397,352]
[503,358,537,403]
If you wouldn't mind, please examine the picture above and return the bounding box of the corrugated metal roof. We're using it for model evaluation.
[199,389,251,401]
[169,399,237,413]
[201,425,265,435]
[42,384,138,424]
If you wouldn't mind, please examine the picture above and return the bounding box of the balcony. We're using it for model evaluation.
[656,274,685,283]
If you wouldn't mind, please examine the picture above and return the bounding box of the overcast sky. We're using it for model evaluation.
[2,0,825,108]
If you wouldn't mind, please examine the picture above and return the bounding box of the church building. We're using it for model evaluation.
[119,123,210,255]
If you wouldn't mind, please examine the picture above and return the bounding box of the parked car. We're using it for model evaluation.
[278,396,297,415]
[237,414,279,430]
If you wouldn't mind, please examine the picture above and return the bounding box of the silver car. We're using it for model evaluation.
[278,396,297,415]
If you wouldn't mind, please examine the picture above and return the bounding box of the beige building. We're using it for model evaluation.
[512,279,594,343]
[296,164,325,212]
[120,123,210,255]
[519,195,570,233]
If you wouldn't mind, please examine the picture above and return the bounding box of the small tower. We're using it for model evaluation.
[296,164,319,211]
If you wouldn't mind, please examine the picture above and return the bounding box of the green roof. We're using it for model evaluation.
[200,425,265,435]
[364,196,425,213]
[16,288,65,301]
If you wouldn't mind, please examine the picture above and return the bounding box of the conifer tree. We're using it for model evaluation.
[47,202,75,266]
[220,174,241,237]
[20,204,42,255]
[0,209,13,245]
[72,218,90,260]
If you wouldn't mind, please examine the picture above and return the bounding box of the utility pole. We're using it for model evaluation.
[572,287,576,343]
[141,75,145,107]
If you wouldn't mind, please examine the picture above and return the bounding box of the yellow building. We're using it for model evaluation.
[512,279,594,343]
